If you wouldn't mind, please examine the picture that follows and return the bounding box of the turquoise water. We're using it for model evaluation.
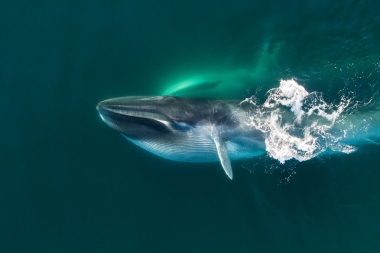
[1,0,380,252]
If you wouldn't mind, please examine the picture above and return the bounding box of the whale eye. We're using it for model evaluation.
[171,122,192,131]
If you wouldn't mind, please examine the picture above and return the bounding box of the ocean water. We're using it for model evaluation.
[1,0,380,252]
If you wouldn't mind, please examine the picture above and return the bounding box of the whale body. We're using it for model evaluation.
[96,96,266,179]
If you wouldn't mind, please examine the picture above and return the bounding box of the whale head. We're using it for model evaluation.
[96,95,241,136]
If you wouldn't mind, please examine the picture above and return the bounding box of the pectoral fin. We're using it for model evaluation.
[211,135,233,180]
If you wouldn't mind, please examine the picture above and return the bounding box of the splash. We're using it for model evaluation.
[241,79,358,163]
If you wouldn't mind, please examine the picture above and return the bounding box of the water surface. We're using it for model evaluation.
[1,0,380,252]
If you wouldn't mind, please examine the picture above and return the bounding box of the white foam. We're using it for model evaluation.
[264,79,309,122]
[242,79,354,163]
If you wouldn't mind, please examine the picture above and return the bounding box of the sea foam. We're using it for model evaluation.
[241,79,355,163]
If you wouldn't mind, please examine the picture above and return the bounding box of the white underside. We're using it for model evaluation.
[123,125,265,163]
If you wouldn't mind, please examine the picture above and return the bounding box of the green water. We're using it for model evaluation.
[1,0,380,252]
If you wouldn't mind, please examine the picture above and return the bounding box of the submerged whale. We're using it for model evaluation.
[97,96,266,179]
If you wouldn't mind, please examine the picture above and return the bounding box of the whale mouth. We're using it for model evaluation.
[96,97,175,135]
[96,103,173,130]
[97,96,170,121]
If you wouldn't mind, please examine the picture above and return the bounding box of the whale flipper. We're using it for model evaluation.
[211,135,233,180]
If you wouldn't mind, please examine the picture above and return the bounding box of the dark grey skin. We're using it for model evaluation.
[97,96,266,179]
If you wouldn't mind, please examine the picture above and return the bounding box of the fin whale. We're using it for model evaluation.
[96,94,380,179]
[96,96,266,179]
